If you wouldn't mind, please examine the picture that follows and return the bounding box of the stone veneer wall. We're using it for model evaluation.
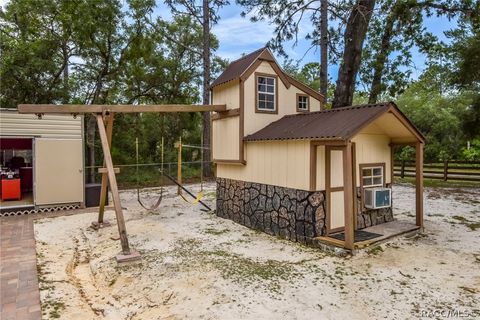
[216,178,394,242]
[216,178,326,243]
[355,183,394,229]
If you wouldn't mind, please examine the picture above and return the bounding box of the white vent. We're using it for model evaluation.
[364,188,391,209]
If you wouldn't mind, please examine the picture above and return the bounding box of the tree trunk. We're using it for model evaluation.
[202,0,212,177]
[319,0,328,100]
[332,0,376,108]
[368,7,396,103]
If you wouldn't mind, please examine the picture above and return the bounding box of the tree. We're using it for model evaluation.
[1,0,215,184]
[319,0,328,98]
[396,65,472,161]
[361,0,479,104]
[0,0,77,108]
[332,0,375,108]
[446,15,480,140]
[164,0,229,177]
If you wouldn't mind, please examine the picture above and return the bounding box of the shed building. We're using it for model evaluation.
[211,48,425,250]
[0,109,84,215]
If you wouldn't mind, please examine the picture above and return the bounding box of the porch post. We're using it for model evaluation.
[343,141,354,250]
[415,142,424,229]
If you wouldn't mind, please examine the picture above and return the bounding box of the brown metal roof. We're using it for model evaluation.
[244,102,406,141]
[210,47,267,87]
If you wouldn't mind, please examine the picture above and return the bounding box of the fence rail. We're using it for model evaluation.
[394,160,480,182]
[85,160,213,189]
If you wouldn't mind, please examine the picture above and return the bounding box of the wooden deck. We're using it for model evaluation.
[315,220,420,251]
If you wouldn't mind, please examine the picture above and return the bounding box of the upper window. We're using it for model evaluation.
[297,94,309,112]
[361,166,384,187]
[256,74,276,112]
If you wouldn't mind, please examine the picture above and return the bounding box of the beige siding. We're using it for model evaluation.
[352,129,392,186]
[243,61,322,135]
[212,117,240,160]
[0,110,82,139]
[315,146,325,190]
[212,80,240,110]
[216,140,311,190]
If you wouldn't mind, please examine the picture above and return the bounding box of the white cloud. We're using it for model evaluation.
[0,0,9,7]
[212,15,275,60]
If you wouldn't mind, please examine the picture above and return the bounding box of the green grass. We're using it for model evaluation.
[395,177,480,188]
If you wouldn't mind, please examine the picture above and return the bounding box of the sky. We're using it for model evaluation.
[0,0,458,82]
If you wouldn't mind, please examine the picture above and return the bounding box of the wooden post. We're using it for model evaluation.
[177,137,182,195]
[343,141,354,250]
[401,160,405,178]
[416,142,424,229]
[96,115,131,255]
[443,160,448,181]
[98,113,114,224]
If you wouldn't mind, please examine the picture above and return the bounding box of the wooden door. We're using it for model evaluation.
[34,138,84,205]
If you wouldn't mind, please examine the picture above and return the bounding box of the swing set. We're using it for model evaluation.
[18,103,226,262]
[134,135,211,211]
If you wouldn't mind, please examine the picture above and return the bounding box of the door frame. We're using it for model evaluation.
[325,143,357,235]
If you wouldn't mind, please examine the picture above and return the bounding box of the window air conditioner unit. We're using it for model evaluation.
[364,187,391,209]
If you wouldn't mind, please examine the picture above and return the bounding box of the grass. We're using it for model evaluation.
[366,245,384,255]
[395,177,480,188]
[203,227,230,236]
[169,238,300,294]
[452,215,480,231]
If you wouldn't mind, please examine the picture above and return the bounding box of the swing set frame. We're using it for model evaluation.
[18,103,226,262]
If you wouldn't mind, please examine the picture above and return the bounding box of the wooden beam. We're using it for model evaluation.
[18,104,227,114]
[98,167,120,174]
[211,108,240,120]
[96,114,131,255]
[416,142,424,229]
[343,141,354,250]
[98,113,114,224]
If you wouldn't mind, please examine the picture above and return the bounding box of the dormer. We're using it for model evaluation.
[211,47,325,164]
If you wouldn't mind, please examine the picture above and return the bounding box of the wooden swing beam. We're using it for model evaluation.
[18,104,226,263]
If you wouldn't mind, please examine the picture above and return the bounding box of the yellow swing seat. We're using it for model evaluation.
[179,191,204,204]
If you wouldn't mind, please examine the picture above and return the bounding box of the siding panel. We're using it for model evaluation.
[0,111,82,139]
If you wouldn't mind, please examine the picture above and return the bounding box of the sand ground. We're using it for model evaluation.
[34,183,480,319]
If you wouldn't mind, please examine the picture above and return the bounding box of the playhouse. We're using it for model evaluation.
[211,48,425,250]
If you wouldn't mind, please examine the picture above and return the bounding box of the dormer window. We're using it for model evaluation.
[255,73,277,113]
[297,94,309,112]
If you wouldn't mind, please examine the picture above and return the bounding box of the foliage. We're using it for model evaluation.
[461,139,480,161]
[0,0,222,184]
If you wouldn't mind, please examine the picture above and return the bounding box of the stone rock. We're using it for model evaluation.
[266,198,273,211]
[315,205,325,220]
[305,206,314,222]
[267,185,274,197]
[258,195,267,209]
[308,192,324,207]
[272,193,281,211]
[249,188,259,200]
[296,189,309,201]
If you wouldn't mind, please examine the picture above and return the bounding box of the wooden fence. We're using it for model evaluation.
[394,160,480,182]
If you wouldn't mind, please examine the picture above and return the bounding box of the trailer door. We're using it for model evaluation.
[34,138,84,205]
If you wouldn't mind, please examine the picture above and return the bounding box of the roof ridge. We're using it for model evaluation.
[229,47,266,64]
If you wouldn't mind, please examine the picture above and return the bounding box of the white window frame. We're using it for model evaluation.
[361,166,384,188]
[297,95,309,111]
[256,75,276,112]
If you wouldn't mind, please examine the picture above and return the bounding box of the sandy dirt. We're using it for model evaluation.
[34,183,480,319]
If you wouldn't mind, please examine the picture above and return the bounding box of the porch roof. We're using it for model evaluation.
[244,102,425,144]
